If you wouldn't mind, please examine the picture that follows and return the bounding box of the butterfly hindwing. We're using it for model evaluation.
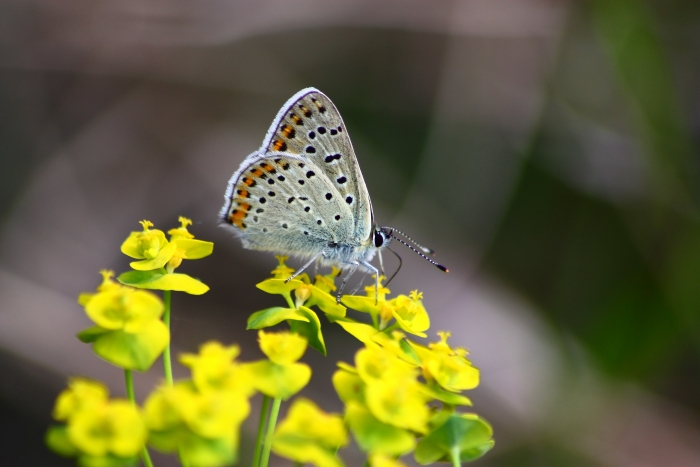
[223,153,356,257]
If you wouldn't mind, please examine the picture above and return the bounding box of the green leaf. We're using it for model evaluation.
[290,306,326,356]
[118,270,209,295]
[345,401,415,456]
[91,320,170,371]
[76,326,110,343]
[414,413,494,464]
[247,307,310,330]
[46,425,77,457]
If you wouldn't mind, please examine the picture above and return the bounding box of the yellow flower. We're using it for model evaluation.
[370,453,408,467]
[165,216,214,273]
[273,398,348,467]
[179,389,249,439]
[145,381,249,439]
[416,332,479,392]
[390,291,430,338]
[242,331,312,400]
[313,267,341,294]
[271,255,295,280]
[258,330,307,365]
[167,216,195,239]
[180,341,254,396]
[364,376,430,434]
[121,220,177,271]
[364,275,391,302]
[84,286,164,333]
[295,283,313,306]
[53,378,108,421]
[78,270,121,306]
[341,276,394,328]
[67,400,146,458]
[355,346,416,383]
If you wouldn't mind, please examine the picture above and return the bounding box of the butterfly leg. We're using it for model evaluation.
[359,261,380,305]
[377,250,386,277]
[285,250,326,283]
[335,261,360,303]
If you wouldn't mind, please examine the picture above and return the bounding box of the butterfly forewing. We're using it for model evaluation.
[261,89,373,243]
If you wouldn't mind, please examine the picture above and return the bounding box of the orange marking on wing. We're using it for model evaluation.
[236,189,249,198]
[272,140,287,151]
[231,209,247,220]
[260,162,276,173]
[242,177,255,187]
[290,113,303,125]
[238,202,251,211]
[281,124,295,138]
[299,105,312,117]
[251,168,264,177]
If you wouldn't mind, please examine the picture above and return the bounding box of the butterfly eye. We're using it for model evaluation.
[373,231,384,247]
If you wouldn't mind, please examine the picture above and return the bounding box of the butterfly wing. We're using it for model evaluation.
[259,88,373,243]
[221,153,357,258]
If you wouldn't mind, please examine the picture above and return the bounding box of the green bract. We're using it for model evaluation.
[414,412,494,465]
[243,331,312,400]
[344,401,415,456]
[118,270,209,295]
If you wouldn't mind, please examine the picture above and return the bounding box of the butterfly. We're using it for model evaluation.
[220,88,447,302]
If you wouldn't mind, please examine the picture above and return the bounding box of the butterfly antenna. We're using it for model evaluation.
[383,246,403,286]
[389,234,448,273]
[386,228,435,255]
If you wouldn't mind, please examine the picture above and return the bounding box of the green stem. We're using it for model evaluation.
[450,445,461,467]
[163,290,173,386]
[252,396,271,467]
[124,370,155,467]
[124,369,135,402]
[283,292,295,309]
[259,397,282,467]
[141,447,155,467]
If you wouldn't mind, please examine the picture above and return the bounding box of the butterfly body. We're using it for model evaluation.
[221,88,444,299]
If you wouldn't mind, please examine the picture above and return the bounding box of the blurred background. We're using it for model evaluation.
[2,0,700,465]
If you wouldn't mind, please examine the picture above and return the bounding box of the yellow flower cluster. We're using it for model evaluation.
[46,378,147,467]
[76,270,169,371]
[118,217,213,294]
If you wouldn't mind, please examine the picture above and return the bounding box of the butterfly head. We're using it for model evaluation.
[373,227,393,249]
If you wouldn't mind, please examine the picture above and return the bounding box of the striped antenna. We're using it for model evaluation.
[389,234,448,273]
[386,227,435,255]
